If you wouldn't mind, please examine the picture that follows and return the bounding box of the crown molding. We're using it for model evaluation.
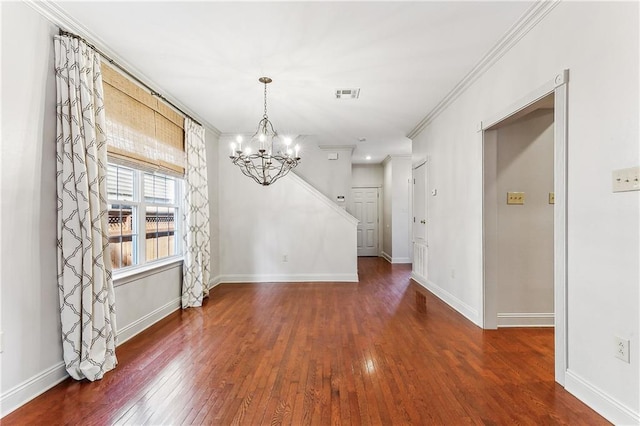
[407,0,561,139]
[25,0,222,137]
[318,145,356,152]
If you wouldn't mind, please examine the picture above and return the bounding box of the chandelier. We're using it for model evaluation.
[229,77,300,186]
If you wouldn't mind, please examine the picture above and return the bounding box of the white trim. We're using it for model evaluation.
[481,70,568,130]
[288,172,359,226]
[1,296,183,418]
[318,144,356,152]
[411,273,480,325]
[565,370,640,426]
[24,0,221,137]
[381,252,411,264]
[407,0,560,138]
[116,297,181,345]
[552,74,569,386]
[0,362,68,418]
[209,275,222,289]
[113,257,183,287]
[481,69,569,386]
[413,158,427,170]
[382,154,412,167]
[219,273,358,283]
[497,312,554,327]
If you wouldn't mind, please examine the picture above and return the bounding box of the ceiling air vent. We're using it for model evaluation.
[335,88,360,99]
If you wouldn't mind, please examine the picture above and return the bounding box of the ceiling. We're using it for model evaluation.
[53,1,534,163]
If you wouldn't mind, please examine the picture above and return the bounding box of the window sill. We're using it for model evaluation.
[113,256,183,287]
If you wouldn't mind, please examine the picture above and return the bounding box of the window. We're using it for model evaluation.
[101,61,186,273]
[107,163,182,271]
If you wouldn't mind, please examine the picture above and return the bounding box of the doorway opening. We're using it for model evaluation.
[482,70,569,386]
[485,93,554,328]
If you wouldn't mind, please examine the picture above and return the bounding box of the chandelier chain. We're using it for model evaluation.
[263,81,268,119]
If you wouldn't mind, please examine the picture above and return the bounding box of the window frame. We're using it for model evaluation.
[107,162,184,281]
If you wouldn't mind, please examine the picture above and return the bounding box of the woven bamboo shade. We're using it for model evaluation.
[102,62,185,174]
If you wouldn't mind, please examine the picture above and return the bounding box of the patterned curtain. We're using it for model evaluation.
[54,35,118,381]
[182,118,211,308]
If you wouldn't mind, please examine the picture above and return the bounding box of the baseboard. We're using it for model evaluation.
[0,362,68,418]
[497,312,554,327]
[380,252,411,264]
[209,275,222,289]
[219,273,359,283]
[565,369,639,425]
[1,297,182,418]
[410,272,480,325]
[117,297,181,345]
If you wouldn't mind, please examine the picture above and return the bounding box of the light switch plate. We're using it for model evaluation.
[548,192,555,204]
[507,192,525,205]
[612,166,640,192]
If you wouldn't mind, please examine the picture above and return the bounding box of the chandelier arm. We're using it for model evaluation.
[268,157,294,183]
[261,154,268,183]
[238,157,264,186]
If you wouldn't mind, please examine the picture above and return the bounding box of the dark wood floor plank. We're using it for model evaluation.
[3,258,610,425]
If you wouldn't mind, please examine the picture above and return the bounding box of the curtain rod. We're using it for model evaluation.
[58,29,202,127]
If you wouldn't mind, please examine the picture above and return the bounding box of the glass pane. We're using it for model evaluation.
[107,164,134,201]
[146,206,159,262]
[144,172,176,204]
[108,204,136,269]
[165,178,176,204]
[158,206,177,259]
[168,207,177,257]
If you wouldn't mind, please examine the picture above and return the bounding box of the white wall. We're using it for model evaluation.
[206,128,221,283]
[219,135,358,282]
[412,2,638,423]
[382,159,393,257]
[0,3,220,416]
[382,156,412,263]
[1,2,63,413]
[391,156,412,263]
[352,164,383,188]
[292,137,353,209]
[496,110,554,325]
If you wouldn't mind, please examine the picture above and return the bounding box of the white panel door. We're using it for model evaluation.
[412,164,428,278]
[351,188,379,256]
[413,164,427,244]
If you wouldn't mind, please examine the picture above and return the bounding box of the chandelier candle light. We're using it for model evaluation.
[230,77,300,186]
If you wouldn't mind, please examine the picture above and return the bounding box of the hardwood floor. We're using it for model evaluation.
[4,258,608,425]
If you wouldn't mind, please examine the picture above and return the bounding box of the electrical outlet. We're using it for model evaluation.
[507,192,525,205]
[282,254,288,263]
[615,336,630,363]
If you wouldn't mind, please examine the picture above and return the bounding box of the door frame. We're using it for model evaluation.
[411,159,428,245]
[481,70,569,386]
[351,186,382,257]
